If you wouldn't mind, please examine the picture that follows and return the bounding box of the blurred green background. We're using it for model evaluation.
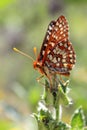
[0,0,87,129]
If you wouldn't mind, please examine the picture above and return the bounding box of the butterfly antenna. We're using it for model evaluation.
[33,47,38,60]
[13,47,35,62]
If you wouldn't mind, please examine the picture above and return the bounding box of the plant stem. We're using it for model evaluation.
[52,75,61,122]
[56,105,59,121]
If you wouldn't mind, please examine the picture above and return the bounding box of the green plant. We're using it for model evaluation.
[33,75,86,130]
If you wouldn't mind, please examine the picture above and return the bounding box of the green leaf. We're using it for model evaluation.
[71,107,85,130]
[59,80,70,93]
[55,121,70,130]
[58,85,70,106]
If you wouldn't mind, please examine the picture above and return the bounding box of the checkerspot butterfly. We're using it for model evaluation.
[13,15,76,83]
[33,15,76,80]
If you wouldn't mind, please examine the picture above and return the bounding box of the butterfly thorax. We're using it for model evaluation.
[33,60,52,78]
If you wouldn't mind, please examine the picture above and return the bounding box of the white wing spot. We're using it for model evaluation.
[52,25,54,27]
[69,54,73,58]
[64,29,66,32]
[44,43,47,47]
[52,57,57,63]
[42,50,45,55]
[63,34,66,37]
[70,59,73,63]
[68,46,71,50]
[70,51,73,53]
[52,34,55,38]
[60,31,63,34]
[53,49,56,54]
[48,25,52,30]
[59,42,63,46]
[64,25,66,28]
[56,22,59,26]
[62,59,66,62]
[64,38,67,42]
[55,46,59,51]
[59,24,62,28]
[64,43,68,48]
[55,36,58,40]
[63,55,67,59]
[47,30,51,35]
[47,50,50,54]
[64,63,67,67]
[49,54,53,60]
[50,42,55,47]
[58,57,61,62]
[53,35,56,38]
[57,49,61,54]
[47,35,50,40]
[56,63,60,66]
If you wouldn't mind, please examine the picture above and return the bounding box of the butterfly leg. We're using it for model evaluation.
[36,74,44,82]
[59,75,65,83]
[36,75,45,86]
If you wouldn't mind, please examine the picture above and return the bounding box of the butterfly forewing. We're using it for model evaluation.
[38,20,56,61]
[36,15,76,76]
[38,16,69,61]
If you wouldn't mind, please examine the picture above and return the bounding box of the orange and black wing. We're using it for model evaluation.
[38,15,76,75]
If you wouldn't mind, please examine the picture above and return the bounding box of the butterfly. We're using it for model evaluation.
[33,15,76,82]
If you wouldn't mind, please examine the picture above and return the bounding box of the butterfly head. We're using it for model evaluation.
[33,61,44,74]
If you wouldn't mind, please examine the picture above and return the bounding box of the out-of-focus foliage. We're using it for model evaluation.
[0,0,87,129]
[65,0,87,3]
[0,0,15,9]
[0,120,12,130]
